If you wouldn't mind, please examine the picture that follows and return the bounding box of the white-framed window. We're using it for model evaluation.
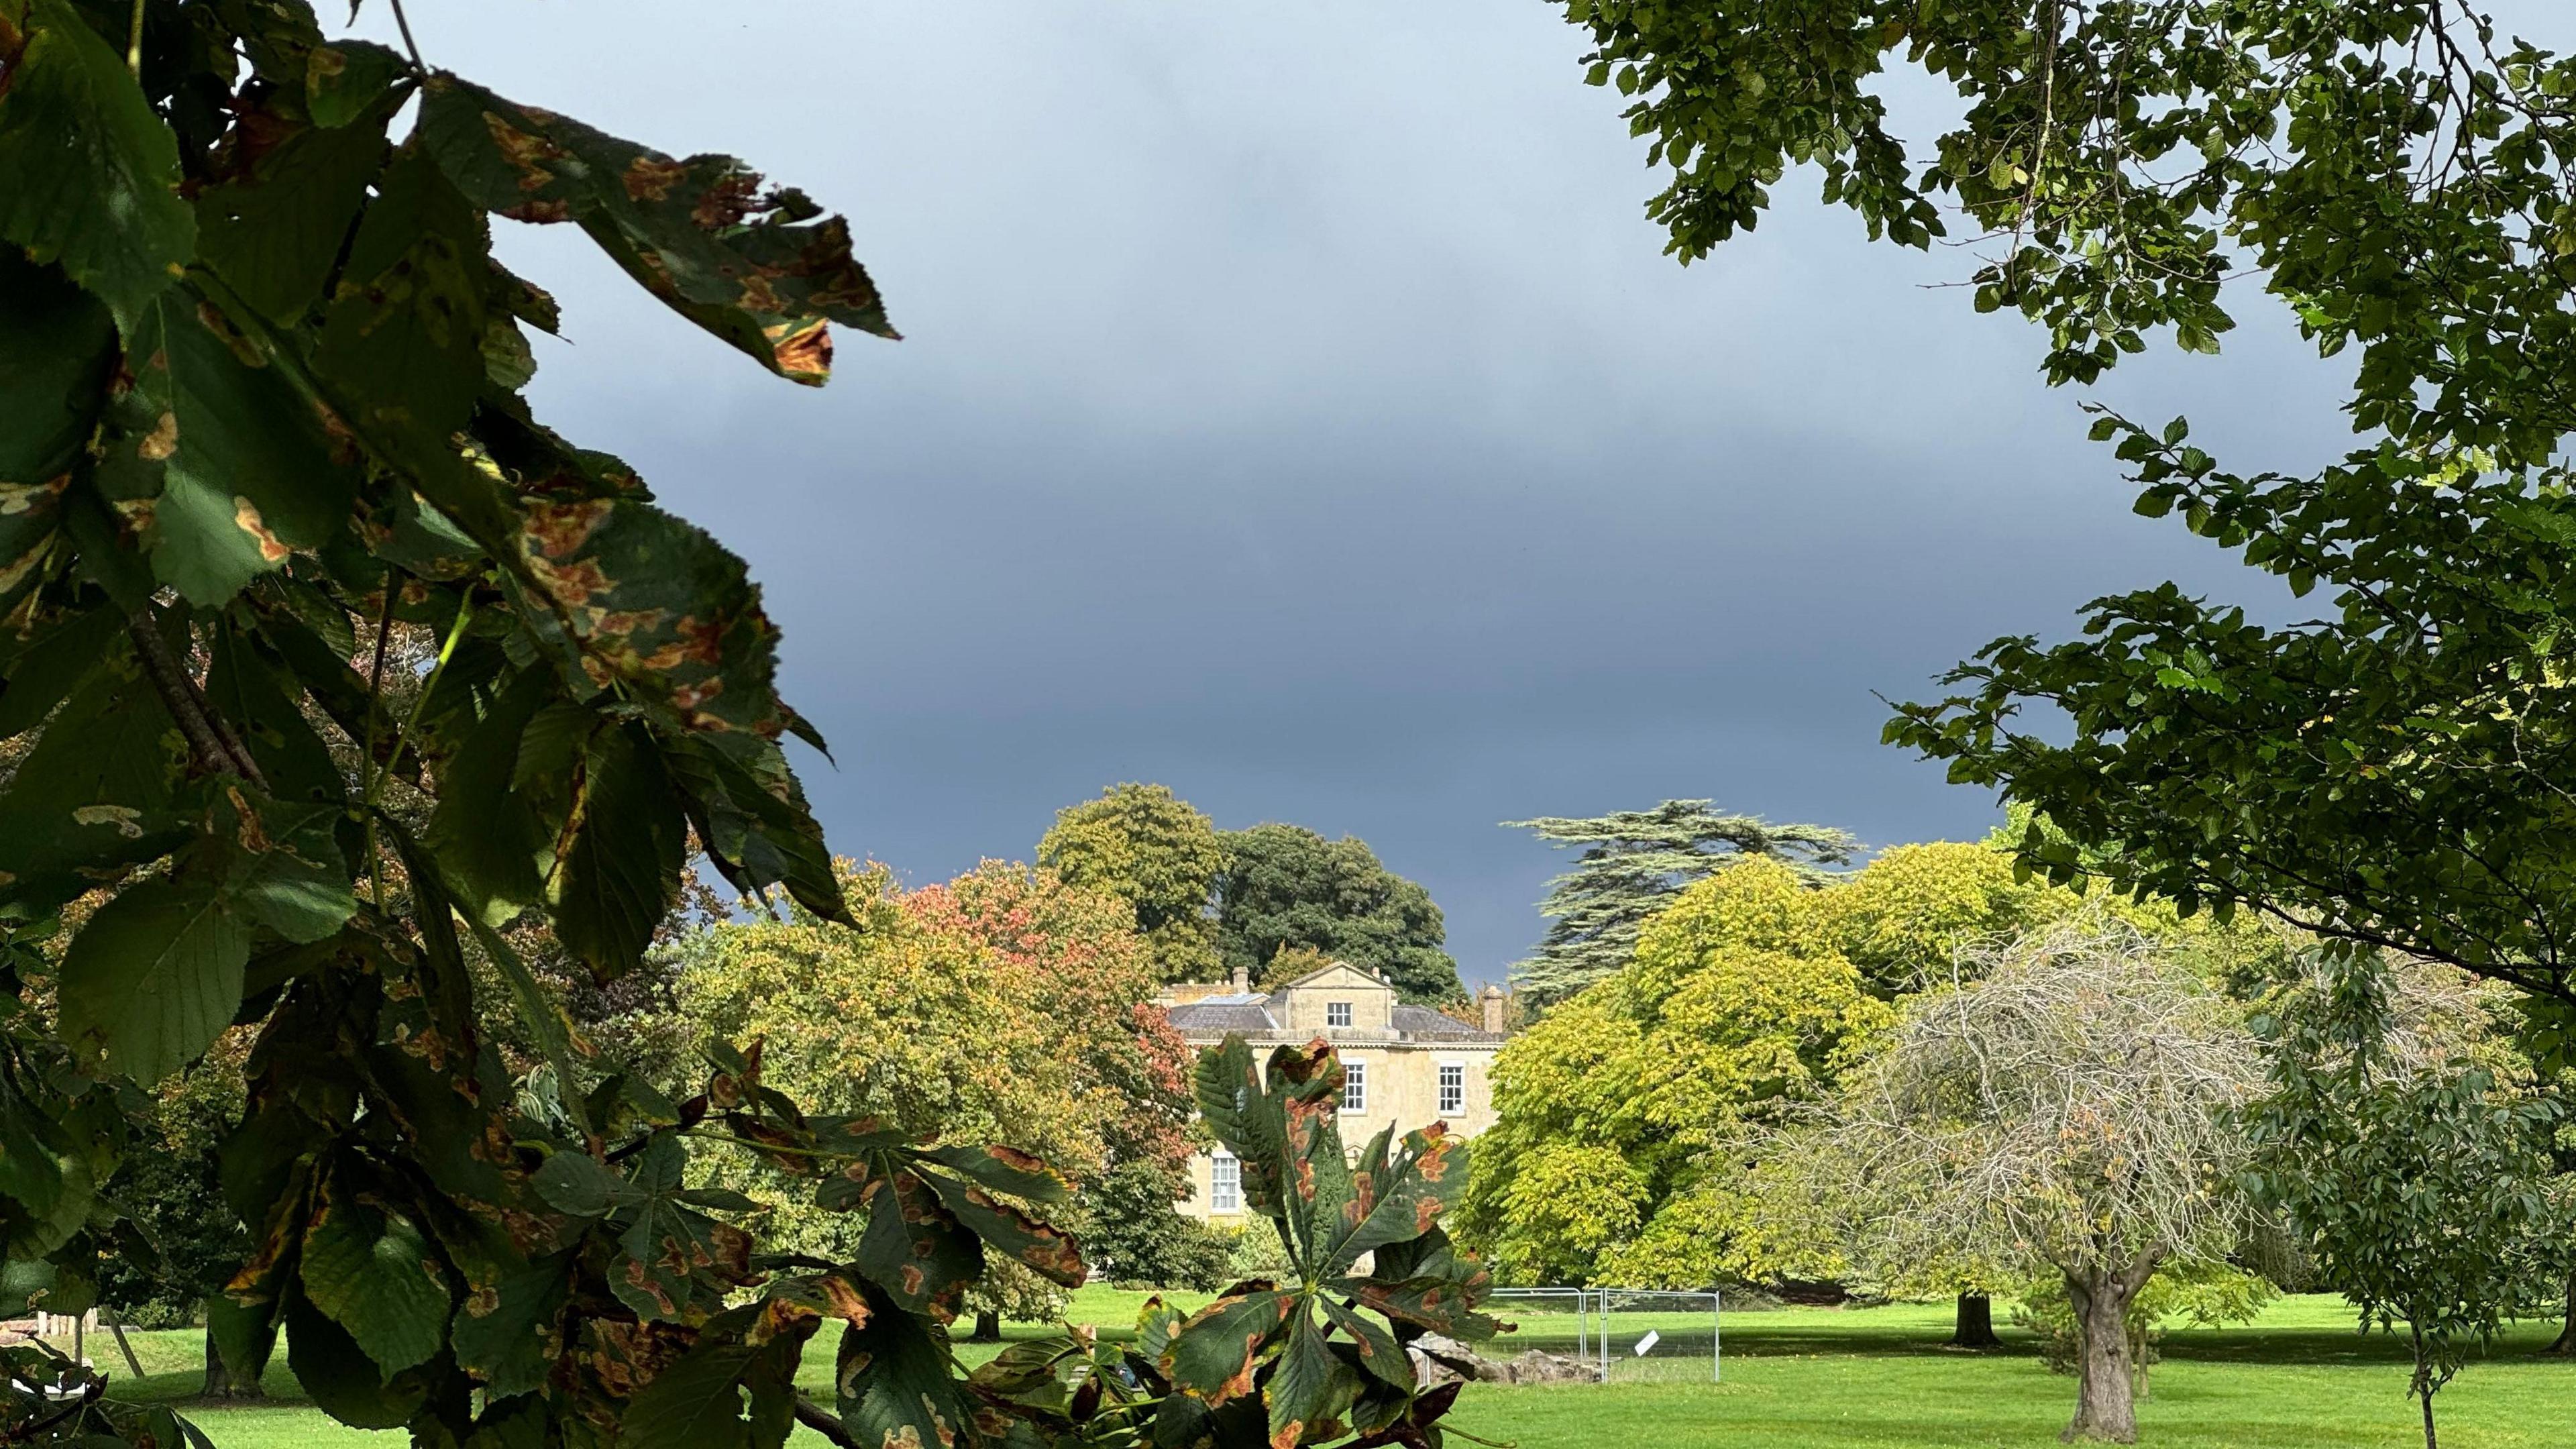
[1326,1000,1352,1028]
[1342,1061,1366,1113]
[1438,1063,1465,1116]
[1210,1150,1240,1212]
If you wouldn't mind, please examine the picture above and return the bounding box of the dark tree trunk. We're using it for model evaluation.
[2548,1269,2576,1355]
[1950,1291,2001,1350]
[201,1332,264,1401]
[2410,1325,2439,1449]
[2062,1271,2139,1444]
[969,1309,1002,1343]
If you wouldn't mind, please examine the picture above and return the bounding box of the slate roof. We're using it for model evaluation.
[1163,1000,1279,1034]
[1389,1005,1506,1042]
[1160,996,1505,1045]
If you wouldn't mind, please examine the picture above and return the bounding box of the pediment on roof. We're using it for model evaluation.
[1270,959,1391,996]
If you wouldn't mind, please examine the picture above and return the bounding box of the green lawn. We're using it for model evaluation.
[70,1291,2576,1448]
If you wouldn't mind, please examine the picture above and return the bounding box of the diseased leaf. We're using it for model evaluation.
[918,1169,1085,1289]
[313,146,492,472]
[445,1236,574,1401]
[548,720,684,983]
[1159,1288,1295,1406]
[834,1279,976,1449]
[306,40,411,128]
[0,0,194,331]
[663,731,847,923]
[1319,1298,1411,1392]
[1264,1311,1354,1449]
[300,1166,453,1375]
[921,1143,1073,1205]
[205,788,356,943]
[195,103,391,322]
[849,1167,980,1324]
[419,76,896,384]
[97,288,364,605]
[1322,1125,1467,1276]
[621,1338,757,1449]
[0,254,115,610]
[517,496,794,739]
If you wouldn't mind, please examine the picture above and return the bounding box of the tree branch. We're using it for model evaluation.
[792,1396,859,1449]
[127,608,266,788]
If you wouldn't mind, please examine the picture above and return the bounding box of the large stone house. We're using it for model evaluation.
[1159,961,1509,1223]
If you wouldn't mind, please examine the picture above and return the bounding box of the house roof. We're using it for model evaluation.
[1388,1004,1505,1042]
[1162,1000,1282,1034]
[1161,994,1505,1046]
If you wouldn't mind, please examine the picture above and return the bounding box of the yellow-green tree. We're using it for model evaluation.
[1457,857,1891,1284]
[1460,835,2285,1296]
[672,859,1193,1330]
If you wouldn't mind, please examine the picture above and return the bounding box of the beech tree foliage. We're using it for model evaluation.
[0,7,1480,1449]
[1563,0,2576,1034]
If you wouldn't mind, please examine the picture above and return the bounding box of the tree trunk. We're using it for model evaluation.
[2061,1272,2139,1444]
[201,1333,265,1401]
[1950,1292,2001,1350]
[969,1309,1002,1343]
[2410,1324,2438,1449]
[2548,1268,2576,1355]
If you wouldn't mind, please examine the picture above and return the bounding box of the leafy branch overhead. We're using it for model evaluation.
[0,5,1484,1449]
[1562,0,2576,1026]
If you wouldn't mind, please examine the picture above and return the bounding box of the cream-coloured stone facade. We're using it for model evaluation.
[1157,961,1508,1224]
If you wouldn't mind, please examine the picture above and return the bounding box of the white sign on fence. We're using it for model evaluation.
[1632,1329,1660,1356]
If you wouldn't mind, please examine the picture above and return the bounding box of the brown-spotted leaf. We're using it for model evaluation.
[1158,1288,1296,1407]
[517,495,789,739]
[417,76,894,385]
[1321,1124,1466,1277]
[849,1167,981,1325]
[916,1170,1085,1289]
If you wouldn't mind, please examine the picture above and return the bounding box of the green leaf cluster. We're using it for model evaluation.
[1565,1,2576,1034]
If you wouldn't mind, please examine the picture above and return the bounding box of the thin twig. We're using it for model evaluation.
[360,579,398,910]
[387,0,427,72]
[365,592,474,815]
[125,0,144,77]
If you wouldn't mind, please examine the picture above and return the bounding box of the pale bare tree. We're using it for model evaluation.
[1816,918,2265,1444]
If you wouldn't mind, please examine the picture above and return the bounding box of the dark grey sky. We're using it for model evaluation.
[379,2,2387,987]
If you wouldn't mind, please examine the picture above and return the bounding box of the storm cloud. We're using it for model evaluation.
[374,1,2431,983]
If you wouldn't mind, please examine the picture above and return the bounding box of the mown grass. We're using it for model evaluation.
[73,1291,2576,1448]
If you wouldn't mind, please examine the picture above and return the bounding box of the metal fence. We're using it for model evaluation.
[1483,1287,1721,1383]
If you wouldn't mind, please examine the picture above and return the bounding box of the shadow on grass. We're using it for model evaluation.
[1491,1320,2574,1370]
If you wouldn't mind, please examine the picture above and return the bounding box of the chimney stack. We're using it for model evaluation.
[1231,963,1250,994]
[1479,984,1507,1034]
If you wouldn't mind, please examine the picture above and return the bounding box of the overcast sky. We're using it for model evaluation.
[369,2,2420,987]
